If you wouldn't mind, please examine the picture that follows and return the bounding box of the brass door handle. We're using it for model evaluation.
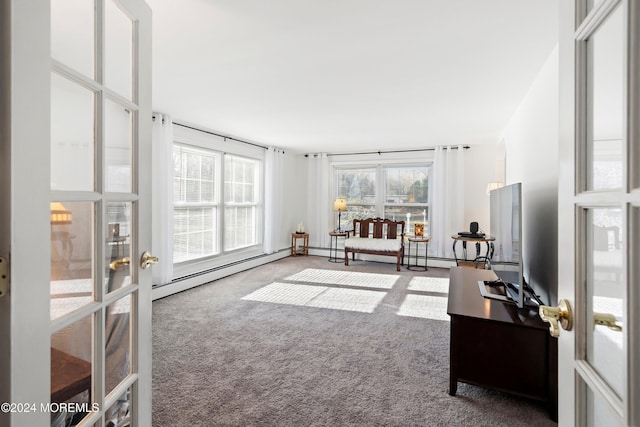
[109,257,130,271]
[594,312,622,332]
[539,299,573,338]
[140,251,158,269]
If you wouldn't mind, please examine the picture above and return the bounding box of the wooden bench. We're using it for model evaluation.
[344,218,405,271]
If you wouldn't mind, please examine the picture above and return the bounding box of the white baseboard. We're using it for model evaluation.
[152,250,290,300]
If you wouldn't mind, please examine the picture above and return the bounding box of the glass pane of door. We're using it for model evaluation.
[105,202,132,292]
[105,98,132,193]
[105,295,131,396]
[51,0,94,78]
[105,0,133,100]
[587,5,623,191]
[50,201,94,320]
[586,386,625,427]
[51,72,95,191]
[586,207,624,396]
[51,315,93,425]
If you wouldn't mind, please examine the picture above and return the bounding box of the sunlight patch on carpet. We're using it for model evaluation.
[407,277,449,294]
[397,294,450,321]
[242,282,386,313]
[284,268,399,289]
[306,288,386,313]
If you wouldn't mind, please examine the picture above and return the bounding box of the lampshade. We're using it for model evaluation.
[333,197,347,212]
[486,182,504,195]
[50,202,73,225]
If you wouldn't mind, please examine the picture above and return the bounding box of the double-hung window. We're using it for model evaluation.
[224,155,259,251]
[383,165,430,234]
[173,144,219,263]
[335,163,430,234]
[335,167,377,228]
[171,125,264,274]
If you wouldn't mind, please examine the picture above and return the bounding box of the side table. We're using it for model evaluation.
[328,230,351,262]
[406,236,430,271]
[291,232,309,256]
[451,235,495,269]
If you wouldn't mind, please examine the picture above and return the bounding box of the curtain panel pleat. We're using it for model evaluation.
[306,153,330,248]
[151,113,174,285]
[430,145,465,258]
[264,147,284,253]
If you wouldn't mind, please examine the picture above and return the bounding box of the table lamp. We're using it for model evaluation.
[333,197,347,232]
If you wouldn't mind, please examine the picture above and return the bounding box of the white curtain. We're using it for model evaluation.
[306,153,330,248]
[264,147,285,253]
[151,113,174,285]
[430,145,465,259]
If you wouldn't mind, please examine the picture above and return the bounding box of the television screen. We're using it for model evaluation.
[481,183,525,308]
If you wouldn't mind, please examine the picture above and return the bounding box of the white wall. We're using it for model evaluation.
[280,152,305,249]
[502,46,559,305]
[463,144,497,235]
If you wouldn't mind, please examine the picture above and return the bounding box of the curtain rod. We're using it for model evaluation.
[173,121,269,150]
[305,145,470,157]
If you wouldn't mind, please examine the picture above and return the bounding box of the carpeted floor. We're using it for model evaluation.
[152,256,557,426]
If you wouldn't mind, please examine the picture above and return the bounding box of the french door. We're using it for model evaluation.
[0,0,153,426]
[557,0,639,425]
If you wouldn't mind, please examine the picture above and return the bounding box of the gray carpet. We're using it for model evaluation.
[152,256,556,426]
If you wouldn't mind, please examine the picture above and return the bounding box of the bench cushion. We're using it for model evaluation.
[344,237,402,252]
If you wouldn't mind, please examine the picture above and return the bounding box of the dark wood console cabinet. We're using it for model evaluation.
[447,267,558,420]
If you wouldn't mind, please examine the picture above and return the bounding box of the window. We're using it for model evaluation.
[173,144,219,263]
[383,166,430,234]
[335,167,377,227]
[224,155,259,251]
[172,131,264,268]
[335,164,430,234]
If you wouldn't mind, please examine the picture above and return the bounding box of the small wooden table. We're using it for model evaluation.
[406,236,430,271]
[291,232,309,256]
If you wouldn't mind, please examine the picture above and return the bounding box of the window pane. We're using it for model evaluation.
[104,0,132,99]
[587,5,623,190]
[337,168,376,204]
[105,294,131,396]
[225,155,259,203]
[51,314,93,424]
[51,201,94,320]
[173,145,217,203]
[173,207,218,263]
[51,0,94,78]
[385,166,429,204]
[224,206,256,251]
[586,208,624,398]
[105,202,132,293]
[340,206,376,230]
[384,206,428,236]
[51,73,95,191]
[104,99,132,193]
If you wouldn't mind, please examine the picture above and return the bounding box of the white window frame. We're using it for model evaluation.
[334,162,432,233]
[173,143,220,263]
[172,125,264,279]
[223,154,261,252]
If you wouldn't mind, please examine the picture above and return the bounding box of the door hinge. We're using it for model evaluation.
[0,257,7,297]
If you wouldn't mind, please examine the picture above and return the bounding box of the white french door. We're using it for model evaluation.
[558,0,639,425]
[0,0,153,426]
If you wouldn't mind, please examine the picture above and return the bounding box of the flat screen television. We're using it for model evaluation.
[478,182,528,308]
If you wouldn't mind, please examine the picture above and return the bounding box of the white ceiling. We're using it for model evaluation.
[149,0,558,154]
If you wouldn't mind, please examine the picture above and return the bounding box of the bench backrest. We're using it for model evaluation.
[353,218,405,240]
